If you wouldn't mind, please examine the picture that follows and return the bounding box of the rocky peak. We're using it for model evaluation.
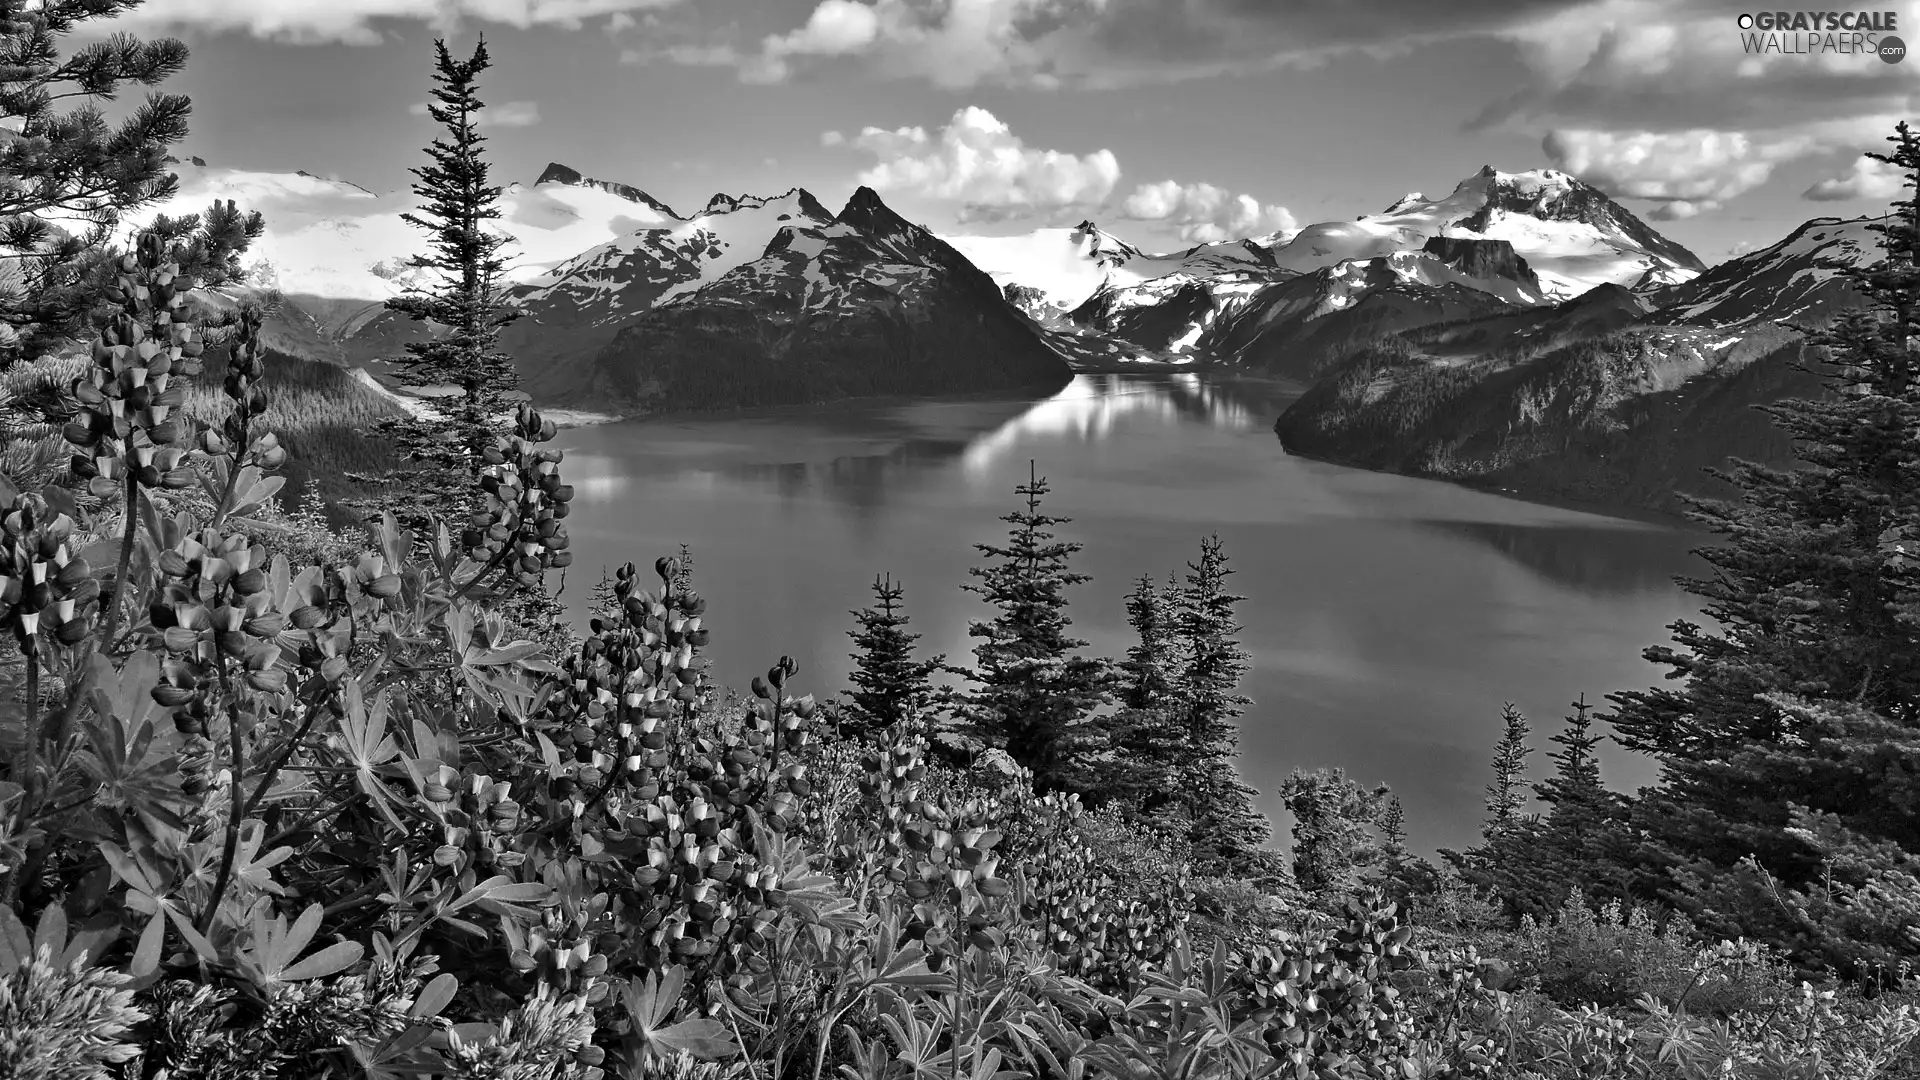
[1453,168,1706,274]
[836,186,919,239]
[703,187,834,221]
[536,162,680,219]
[1420,236,1541,291]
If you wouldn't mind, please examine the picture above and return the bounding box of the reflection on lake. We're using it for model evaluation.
[556,373,1708,855]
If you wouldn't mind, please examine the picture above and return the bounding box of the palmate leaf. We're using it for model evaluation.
[620,966,738,1061]
[328,677,408,830]
[0,904,119,971]
[98,840,217,975]
[234,901,364,987]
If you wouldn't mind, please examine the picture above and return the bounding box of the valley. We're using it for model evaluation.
[137,156,1872,519]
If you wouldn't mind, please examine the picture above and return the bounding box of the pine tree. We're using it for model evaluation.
[1170,535,1269,866]
[1368,792,1438,904]
[961,461,1109,795]
[842,573,942,741]
[1603,122,1920,978]
[0,0,264,369]
[1104,573,1185,812]
[1483,703,1532,839]
[1120,573,1178,711]
[1534,695,1604,812]
[361,35,523,531]
[1278,767,1392,907]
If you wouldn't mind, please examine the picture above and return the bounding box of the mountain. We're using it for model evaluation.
[124,159,1073,415]
[1272,214,1877,514]
[1191,238,1550,380]
[953,166,1705,371]
[1641,216,1876,328]
[1264,166,1704,298]
[548,187,1072,411]
[506,184,840,402]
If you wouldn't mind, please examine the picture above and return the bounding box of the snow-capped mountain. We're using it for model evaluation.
[505,180,841,399]
[558,187,1072,410]
[1272,210,1881,515]
[966,166,1707,368]
[942,221,1171,313]
[1268,166,1705,300]
[1196,238,1546,378]
[1644,216,1876,329]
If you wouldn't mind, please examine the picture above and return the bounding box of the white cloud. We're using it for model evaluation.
[111,0,684,44]
[1804,154,1908,201]
[1543,127,1817,215]
[408,99,543,128]
[744,0,882,81]
[1484,0,1920,134]
[828,106,1292,240]
[840,106,1120,220]
[1117,180,1297,243]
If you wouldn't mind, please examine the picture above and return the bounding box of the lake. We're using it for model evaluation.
[554,372,1710,857]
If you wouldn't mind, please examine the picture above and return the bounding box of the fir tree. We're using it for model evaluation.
[0,0,264,371]
[1483,703,1532,839]
[1535,695,1604,812]
[1452,697,1630,922]
[842,573,942,741]
[1368,792,1438,904]
[1104,573,1185,812]
[1120,573,1179,711]
[1604,122,1920,979]
[961,461,1109,795]
[361,35,523,531]
[1278,767,1392,907]
[1170,535,1269,866]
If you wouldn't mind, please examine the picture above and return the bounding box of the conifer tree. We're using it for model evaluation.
[1170,535,1269,866]
[1104,573,1186,812]
[1483,703,1532,839]
[0,0,264,370]
[363,35,523,530]
[1604,122,1920,978]
[1367,792,1437,903]
[842,573,942,741]
[961,461,1109,795]
[1452,696,1630,921]
[1278,767,1392,906]
[1120,573,1179,711]
[1535,695,1604,812]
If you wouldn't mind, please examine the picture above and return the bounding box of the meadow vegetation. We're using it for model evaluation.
[1,4,1920,1076]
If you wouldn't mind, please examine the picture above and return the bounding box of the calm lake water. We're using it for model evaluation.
[554,373,1709,856]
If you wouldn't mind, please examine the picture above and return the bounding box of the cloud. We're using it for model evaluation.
[671,0,1595,89]
[408,99,543,127]
[839,106,1120,220]
[1543,127,1818,215]
[111,0,684,44]
[744,0,882,81]
[1117,180,1297,243]
[1480,0,1920,135]
[1804,154,1909,201]
[829,106,1292,240]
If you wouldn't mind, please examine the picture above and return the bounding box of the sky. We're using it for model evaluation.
[75,0,1920,263]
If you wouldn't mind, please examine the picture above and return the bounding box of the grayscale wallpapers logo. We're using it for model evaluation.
[1736,10,1906,61]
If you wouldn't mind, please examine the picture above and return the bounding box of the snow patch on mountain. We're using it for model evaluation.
[1315,251,1545,314]
[529,187,836,310]
[1648,216,1874,328]
[1268,167,1705,301]
[941,221,1182,312]
[126,159,690,304]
